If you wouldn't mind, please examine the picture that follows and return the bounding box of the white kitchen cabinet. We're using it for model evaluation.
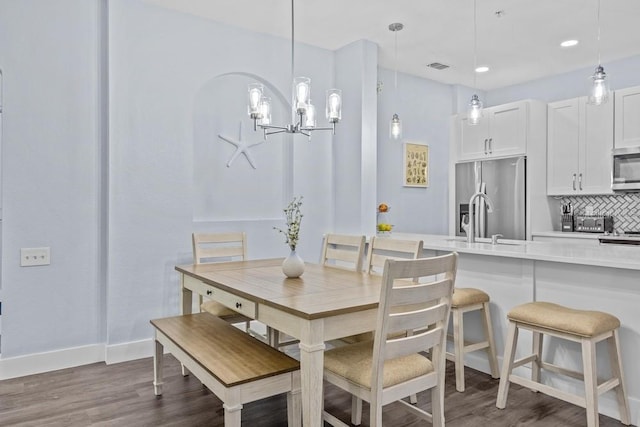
[614,85,640,149]
[547,96,613,195]
[456,100,528,161]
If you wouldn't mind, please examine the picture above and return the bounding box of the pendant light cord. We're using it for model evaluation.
[596,0,601,65]
[291,0,295,84]
[394,27,398,108]
[473,0,478,91]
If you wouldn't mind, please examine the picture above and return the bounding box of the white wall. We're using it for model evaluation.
[0,0,104,359]
[106,0,339,348]
[376,68,452,234]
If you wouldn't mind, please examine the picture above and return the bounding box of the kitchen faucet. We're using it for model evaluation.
[467,192,495,243]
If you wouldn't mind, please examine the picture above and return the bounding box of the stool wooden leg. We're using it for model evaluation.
[608,330,631,425]
[481,302,500,379]
[452,308,466,392]
[582,337,599,427]
[531,331,543,387]
[496,321,518,409]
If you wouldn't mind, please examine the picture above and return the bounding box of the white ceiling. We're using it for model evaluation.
[142,0,640,91]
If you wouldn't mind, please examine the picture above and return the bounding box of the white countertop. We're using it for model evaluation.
[390,233,640,271]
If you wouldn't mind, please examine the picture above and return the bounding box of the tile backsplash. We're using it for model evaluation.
[561,193,640,232]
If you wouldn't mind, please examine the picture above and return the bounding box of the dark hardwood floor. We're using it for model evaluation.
[0,354,630,426]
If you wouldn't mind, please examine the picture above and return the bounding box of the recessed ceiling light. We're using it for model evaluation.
[560,39,579,48]
[475,66,490,73]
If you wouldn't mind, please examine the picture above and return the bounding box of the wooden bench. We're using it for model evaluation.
[151,313,301,427]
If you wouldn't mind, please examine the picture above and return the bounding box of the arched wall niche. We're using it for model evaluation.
[192,72,293,222]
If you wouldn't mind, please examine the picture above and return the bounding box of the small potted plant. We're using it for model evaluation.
[274,196,305,278]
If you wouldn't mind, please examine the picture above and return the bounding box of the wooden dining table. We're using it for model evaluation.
[175,258,382,427]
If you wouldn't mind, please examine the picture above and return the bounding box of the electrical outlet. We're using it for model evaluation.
[20,247,51,267]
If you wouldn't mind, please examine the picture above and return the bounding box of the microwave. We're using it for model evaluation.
[612,147,640,192]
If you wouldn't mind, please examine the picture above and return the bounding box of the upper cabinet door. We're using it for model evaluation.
[615,86,640,149]
[457,115,489,161]
[547,98,581,195]
[456,101,527,161]
[488,101,528,158]
[547,96,613,196]
[580,98,614,194]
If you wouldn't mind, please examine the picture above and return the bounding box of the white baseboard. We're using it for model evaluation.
[0,338,155,380]
[0,344,104,380]
[105,338,154,364]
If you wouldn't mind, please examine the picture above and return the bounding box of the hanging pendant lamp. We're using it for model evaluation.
[389,22,403,140]
[467,0,483,125]
[588,0,610,105]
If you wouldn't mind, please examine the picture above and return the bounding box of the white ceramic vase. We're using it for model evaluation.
[282,250,304,278]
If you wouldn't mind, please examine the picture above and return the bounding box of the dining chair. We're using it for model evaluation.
[365,236,424,276]
[192,232,254,332]
[349,236,423,344]
[271,233,367,349]
[320,233,366,272]
[322,253,458,427]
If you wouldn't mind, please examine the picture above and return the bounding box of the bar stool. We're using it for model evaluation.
[446,288,500,392]
[496,302,630,427]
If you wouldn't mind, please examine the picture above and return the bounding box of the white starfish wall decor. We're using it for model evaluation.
[218,121,265,169]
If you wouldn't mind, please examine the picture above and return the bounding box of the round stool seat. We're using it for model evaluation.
[508,302,620,338]
[452,288,490,307]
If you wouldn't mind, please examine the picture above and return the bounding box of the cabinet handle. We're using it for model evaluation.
[484,139,488,154]
[235,302,242,309]
[572,173,576,190]
[206,290,213,296]
[578,173,583,191]
[488,138,493,154]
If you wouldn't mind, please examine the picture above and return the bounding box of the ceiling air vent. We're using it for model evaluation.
[426,62,450,70]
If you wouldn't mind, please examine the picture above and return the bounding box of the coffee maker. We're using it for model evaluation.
[561,203,573,232]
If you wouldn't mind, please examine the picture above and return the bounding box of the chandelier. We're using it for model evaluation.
[247,0,342,139]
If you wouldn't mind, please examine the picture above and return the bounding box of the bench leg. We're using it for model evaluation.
[223,402,243,427]
[287,371,302,427]
[153,339,164,396]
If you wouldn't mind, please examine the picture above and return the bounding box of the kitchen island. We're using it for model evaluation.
[391,233,640,425]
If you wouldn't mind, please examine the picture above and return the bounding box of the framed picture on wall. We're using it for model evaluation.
[403,142,429,187]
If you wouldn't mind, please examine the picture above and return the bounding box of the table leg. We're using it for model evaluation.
[298,320,325,427]
[180,275,193,315]
[180,274,192,376]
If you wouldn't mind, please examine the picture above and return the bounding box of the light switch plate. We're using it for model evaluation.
[20,247,51,267]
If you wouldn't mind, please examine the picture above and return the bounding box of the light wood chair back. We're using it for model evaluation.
[192,232,247,265]
[322,253,458,427]
[365,236,423,276]
[320,233,366,272]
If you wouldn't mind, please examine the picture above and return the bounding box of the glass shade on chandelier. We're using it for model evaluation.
[588,65,610,106]
[467,94,483,126]
[390,114,402,140]
[246,79,341,138]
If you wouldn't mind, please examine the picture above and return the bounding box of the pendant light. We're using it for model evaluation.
[588,0,610,105]
[389,22,403,140]
[467,0,483,125]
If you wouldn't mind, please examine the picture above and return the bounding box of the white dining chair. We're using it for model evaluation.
[322,253,458,427]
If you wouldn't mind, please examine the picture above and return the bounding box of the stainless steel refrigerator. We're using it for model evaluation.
[455,156,526,240]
